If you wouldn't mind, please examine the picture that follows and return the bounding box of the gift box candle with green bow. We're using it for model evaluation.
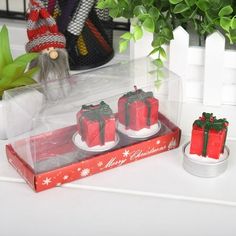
[118,88,159,131]
[190,113,228,159]
[77,101,116,147]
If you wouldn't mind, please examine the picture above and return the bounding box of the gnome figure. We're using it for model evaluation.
[26,0,70,100]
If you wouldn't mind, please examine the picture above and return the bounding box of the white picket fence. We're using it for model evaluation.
[0,0,28,12]
[130,26,236,106]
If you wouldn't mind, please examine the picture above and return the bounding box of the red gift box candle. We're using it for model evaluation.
[118,88,159,131]
[190,113,228,159]
[77,101,116,147]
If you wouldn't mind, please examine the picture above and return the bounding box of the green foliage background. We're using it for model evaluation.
[97,0,236,63]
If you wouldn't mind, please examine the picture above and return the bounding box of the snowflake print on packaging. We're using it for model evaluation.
[42,177,52,186]
[81,168,90,177]
[97,162,103,167]
[63,175,69,180]
[122,150,130,157]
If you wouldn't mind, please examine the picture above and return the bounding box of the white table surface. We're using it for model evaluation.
[1,19,236,235]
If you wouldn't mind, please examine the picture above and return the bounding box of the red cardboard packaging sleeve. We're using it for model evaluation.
[6,113,181,192]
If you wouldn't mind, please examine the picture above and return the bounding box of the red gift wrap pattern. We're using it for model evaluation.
[118,89,159,131]
[6,113,181,192]
[190,113,228,159]
[77,101,116,147]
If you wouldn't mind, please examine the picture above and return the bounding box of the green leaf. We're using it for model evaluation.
[159,47,167,59]
[157,69,165,79]
[142,16,155,32]
[0,89,4,98]
[120,32,133,40]
[161,27,174,40]
[148,46,168,59]
[205,11,215,23]
[169,0,183,4]
[133,25,143,40]
[142,0,154,6]
[22,67,39,78]
[134,5,147,17]
[228,28,236,43]
[107,0,117,8]
[218,5,233,17]
[155,78,164,89]
[196,0,210,11]
[0,25,13,73]
[152,36,166,47]
[148,47,159,56]
[220,17,231,31]
[0,63,26,86]
[148,7,160,20]
[0,82,11,93]
[96,1,106,9]
[10,76,36,87]
[137,13,149,21]
[14,52,38,65]
[173,3,190,14]
[0,65,38,92]
[153,58,164,67]
[97,0,117,8]
[0,53,38,87]
[184,0,197,7]
[119,40,128,53]
[230,17,236,30]
[109,8,120,18]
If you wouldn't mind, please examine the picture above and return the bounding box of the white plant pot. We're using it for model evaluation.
[0,89,45,140]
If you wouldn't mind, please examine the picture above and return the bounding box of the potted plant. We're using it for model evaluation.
[97,0,236,64]
[0,25,44,139]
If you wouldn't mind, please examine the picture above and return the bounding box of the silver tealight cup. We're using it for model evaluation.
[183,142,230,178]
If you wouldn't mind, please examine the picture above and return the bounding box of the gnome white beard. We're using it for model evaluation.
[33,48,69,82]
[31,48,71,101]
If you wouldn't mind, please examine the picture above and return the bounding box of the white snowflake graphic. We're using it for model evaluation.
[168,138,177,150]
[81,168,90,177]
[42,177,52,186]
[97,162,103,167]
[156,140,161,145]
[77,167,81,172]
[63,175,69,180]
[122,150,130,157]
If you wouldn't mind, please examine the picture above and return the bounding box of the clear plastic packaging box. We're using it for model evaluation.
[5,58,182,192]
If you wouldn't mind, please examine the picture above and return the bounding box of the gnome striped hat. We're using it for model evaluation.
[26,0,66,52]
